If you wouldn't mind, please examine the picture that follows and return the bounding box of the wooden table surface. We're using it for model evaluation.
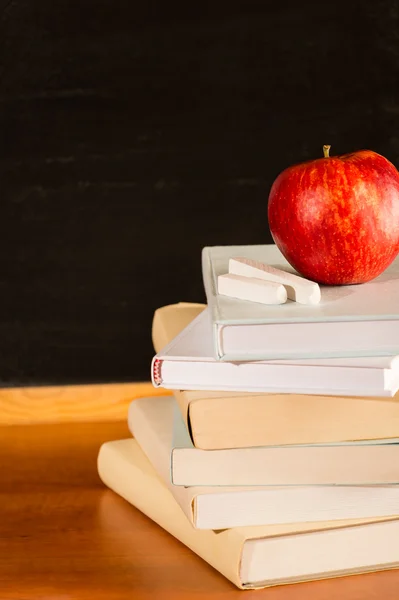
[1,420,399,600]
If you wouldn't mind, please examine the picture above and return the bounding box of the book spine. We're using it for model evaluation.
[152,358,163,386]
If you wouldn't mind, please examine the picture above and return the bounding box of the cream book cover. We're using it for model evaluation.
[127,395,399,529]
[152,302,399,450]
[97,438,399,589]
[129,395,399,487]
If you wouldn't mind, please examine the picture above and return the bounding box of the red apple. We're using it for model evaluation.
[268,146,399,285]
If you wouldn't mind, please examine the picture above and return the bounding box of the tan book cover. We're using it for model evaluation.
[127,394,399,528]
[98,438,399,589]
[152,303,399,450]
[152,302,205,353]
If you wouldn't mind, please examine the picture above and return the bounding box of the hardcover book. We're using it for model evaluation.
[152,307,399,397]
[202,244,399,361]
[152,302,399,450]
[98,438,399,589]
[126,395,399,529]
[128,395,399,487]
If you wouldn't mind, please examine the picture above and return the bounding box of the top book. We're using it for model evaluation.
[202,244,399,361]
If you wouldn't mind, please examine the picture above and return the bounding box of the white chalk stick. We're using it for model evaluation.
[218,273,287,305]
[229,257,321,305]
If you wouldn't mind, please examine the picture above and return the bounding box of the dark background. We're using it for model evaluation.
[2,0,399,385]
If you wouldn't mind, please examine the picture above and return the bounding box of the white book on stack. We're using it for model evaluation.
[202,243,399,361]
[152,308,399,397]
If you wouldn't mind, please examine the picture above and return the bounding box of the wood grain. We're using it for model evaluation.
[0,420,398,599]
[0,382,170,425]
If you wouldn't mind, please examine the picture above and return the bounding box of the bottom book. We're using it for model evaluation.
[97,438,399,590]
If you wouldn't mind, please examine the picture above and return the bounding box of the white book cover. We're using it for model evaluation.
[202,244,399,361]
[151,308,399,397]
[127,396,399,529]
[98,438,399,589]
[128,395,399,487]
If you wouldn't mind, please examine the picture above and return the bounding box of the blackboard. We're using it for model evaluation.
[2,0,399,385]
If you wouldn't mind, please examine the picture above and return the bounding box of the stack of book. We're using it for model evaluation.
[98,244,399,590]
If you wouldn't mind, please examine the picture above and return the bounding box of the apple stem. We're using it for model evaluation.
[323,145,331,158]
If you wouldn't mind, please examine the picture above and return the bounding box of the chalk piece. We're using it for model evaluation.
[218,273,287,305]
[229,257,321,305]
